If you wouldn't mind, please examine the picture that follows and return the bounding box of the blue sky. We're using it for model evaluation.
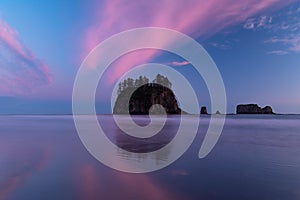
[0,0,299,114]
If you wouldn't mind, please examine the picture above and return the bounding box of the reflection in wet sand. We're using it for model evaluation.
[76,163,183,200]
[0,142,50,200]
[0,115,300,200]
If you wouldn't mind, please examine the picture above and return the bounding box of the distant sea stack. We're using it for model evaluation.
[215,110,221,115]
[200,106,208,114]
[113,74,184,115]
[236,104,274,114]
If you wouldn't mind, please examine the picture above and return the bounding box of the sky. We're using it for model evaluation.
[0,0,299,114]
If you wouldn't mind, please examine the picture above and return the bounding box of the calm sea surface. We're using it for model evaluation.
[0,115,300,200]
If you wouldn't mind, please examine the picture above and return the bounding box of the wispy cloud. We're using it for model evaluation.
[243,3,300,55]
[267,50,289,55]
[0,18,51,96]
[168,61,190,67]
[296,6,300,12]
[265,34,300,54]
[243,19,255,29]
[83,0,294,84]
[243,15,273,30]
[258,16,273,28]
[209,42,231,49]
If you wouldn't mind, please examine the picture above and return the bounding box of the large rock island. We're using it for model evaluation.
[236,104,274,114]
[113,74,183,114]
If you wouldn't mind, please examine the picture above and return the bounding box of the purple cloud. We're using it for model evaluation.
[0,18,52,96]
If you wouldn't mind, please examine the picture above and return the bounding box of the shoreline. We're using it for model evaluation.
[1,113,300,116]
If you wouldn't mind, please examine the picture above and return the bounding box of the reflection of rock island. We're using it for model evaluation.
[113,74,184,114]
[236,104,274,114]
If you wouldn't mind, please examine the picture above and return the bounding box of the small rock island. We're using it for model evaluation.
[236,104,274,114]
[200,106,208,114]
[113,74,184,114]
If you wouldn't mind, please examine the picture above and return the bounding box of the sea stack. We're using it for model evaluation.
[215,110,221,115]
[236,104,274,114]
[200,106,208,114]
[113,74,186,114]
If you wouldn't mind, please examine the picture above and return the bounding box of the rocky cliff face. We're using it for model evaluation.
[113,83,183,114]
[236,104,274,114]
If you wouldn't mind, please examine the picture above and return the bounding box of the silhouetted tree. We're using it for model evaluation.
[153,74,171,88]
[138,76,143,85]
[127,78,134,88]
[117,82,122,94]
[122,79,127,89]
[164,77,171,88]
[118,74,172,94]
[134,78,140,87]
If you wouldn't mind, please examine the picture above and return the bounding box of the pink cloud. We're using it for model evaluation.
[169,61,190,67]
[83,0,295,85]
[0,18,52,96]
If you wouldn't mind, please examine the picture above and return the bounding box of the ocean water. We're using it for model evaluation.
[0,115,300,200]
